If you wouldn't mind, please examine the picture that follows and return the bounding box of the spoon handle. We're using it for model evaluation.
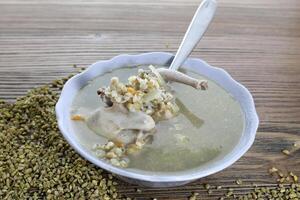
[169,0,217,71]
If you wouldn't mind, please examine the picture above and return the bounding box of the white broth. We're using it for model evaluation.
[71,66,245,172]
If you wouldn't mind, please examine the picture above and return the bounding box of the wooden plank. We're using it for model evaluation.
[0,0,299,199]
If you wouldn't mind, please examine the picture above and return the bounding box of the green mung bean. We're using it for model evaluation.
[0,79,128,199]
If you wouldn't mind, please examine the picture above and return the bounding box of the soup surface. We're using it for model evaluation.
[71,66,245,172]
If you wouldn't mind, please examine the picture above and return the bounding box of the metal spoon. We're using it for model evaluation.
[169,0,217,71]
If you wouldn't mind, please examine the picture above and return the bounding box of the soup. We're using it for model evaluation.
[71,66,244,172]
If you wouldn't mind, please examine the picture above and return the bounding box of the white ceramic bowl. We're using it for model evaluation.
[56,52,259,187]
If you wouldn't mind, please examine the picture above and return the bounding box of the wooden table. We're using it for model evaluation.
[1,0,299,199]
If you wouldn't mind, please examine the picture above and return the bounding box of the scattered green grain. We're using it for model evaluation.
[226,189,233,197]
[289,172,298,183]
[278,172,284,178]
[204,183,210,190]
[282,149,291,155]
[136,188,142,193]
[236,179,243,185]
[0,77,126,199]
[269,167,278,174]
[189,192,199,200]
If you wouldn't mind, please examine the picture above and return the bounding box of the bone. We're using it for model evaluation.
[156,68,208,90]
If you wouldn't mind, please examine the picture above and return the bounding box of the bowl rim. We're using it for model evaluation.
[56,52,259,182]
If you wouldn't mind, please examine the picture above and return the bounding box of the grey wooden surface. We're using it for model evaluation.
[0,0,300,199]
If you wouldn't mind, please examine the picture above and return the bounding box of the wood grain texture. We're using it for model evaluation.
[0,0,299,199]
